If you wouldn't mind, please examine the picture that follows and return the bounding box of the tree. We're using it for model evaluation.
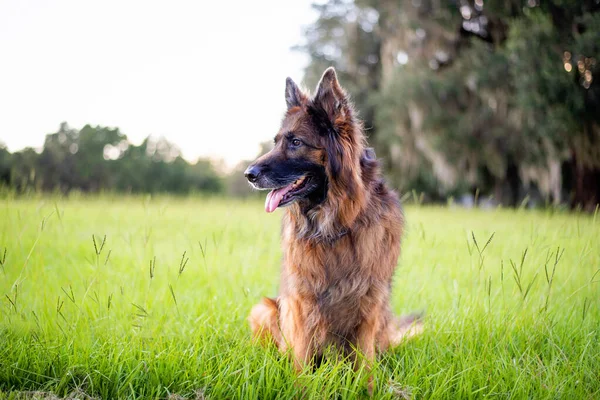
[9,148,39,192]
[299,0,600,209]
[3,123,224,195]
[0,143,11,186]
[506,6,600,209]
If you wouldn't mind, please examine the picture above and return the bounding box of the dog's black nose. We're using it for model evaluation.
[244,165,260,183]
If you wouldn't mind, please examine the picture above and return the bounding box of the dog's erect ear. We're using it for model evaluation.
[285,77,306,109]
[313,67,348,119]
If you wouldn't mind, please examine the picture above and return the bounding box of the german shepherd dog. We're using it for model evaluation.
[245,67,422,389]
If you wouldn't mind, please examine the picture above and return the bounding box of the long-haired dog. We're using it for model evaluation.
[245,67,422,389]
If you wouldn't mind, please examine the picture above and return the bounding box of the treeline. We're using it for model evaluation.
[0,122,223,194]
[299,0,600,210]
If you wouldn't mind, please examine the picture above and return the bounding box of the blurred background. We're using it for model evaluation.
[0,0,598,211]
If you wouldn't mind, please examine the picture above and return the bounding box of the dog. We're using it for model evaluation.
[245,67,422,390]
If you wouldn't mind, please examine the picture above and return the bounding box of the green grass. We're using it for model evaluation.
[0,196,598,399]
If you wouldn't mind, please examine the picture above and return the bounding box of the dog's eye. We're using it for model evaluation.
[291,139,302,147]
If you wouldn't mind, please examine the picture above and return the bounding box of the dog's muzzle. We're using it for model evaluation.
[244,165,261,183]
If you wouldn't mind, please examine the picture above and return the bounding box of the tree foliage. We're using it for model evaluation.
[300,0,600,209]
[1,123,223,195]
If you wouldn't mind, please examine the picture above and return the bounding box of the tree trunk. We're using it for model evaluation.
[571,150,600,212]
[506,163,520,207]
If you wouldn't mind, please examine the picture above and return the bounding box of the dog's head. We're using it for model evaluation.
[245,67,366,214]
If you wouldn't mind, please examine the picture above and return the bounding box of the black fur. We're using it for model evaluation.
[249,156,328,209]
[306,101,337,138]
[306,101,345,181]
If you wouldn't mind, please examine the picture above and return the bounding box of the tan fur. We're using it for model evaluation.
[248,68,422,389]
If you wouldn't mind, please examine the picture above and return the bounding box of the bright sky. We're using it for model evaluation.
[0,0,316,168]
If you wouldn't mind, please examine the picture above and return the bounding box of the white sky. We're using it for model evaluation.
[0,0,316,168]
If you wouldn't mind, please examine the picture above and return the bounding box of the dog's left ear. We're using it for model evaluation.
[313,67,348,120]
[285,77,307,109]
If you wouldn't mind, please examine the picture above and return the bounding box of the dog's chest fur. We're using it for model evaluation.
[280,208,401,336]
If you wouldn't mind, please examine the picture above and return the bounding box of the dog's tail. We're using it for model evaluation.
[388,312,424,347]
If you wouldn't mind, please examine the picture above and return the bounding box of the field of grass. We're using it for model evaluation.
[0,196,598,399]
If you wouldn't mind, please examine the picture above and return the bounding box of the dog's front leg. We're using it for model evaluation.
[278,296,317,372]
[356,310,382,394]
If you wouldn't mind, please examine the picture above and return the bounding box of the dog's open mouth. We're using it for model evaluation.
[265,176,310,213]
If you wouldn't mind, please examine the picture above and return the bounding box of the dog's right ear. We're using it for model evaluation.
[285,77,306,109]
[313,67,348,121]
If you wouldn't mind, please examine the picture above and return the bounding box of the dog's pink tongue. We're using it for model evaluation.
[265,186,290,213]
